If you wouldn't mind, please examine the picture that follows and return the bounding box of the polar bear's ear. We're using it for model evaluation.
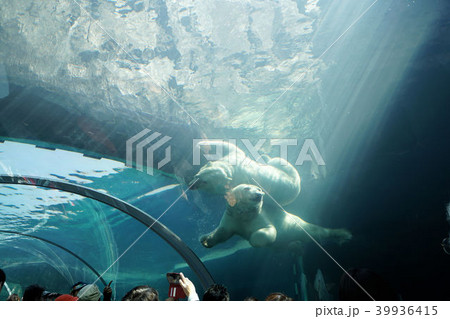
[225,192,237,207]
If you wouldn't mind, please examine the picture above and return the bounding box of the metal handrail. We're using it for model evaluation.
[0,229,108,287]
[0,175,214,290]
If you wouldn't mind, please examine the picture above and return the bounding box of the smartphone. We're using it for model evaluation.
[167,272,181,284]
[166,273,186,299]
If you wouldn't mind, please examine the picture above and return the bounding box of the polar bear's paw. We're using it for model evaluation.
[200,234,213,248]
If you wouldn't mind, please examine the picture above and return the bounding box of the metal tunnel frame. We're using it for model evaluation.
[0,229,108,287]
[0,175,215,290]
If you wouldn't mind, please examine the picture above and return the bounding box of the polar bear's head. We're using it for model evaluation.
[225,184,264,220]
[190,161,233,194]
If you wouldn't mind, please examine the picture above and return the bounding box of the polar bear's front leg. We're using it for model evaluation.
[249,226,277,247]
[200,227,234,248]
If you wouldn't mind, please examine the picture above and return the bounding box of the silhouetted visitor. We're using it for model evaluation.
[265,292,292,301]
[203,284,230,301]
[23,284,45,301]
[7,293,20,301]
[244,296,259,301]
[22,284,60,301]
[103,281,113,301]
[0,269,5,294]
[122,285,159,301]
[70,282,87,297]
[77,284,102,301]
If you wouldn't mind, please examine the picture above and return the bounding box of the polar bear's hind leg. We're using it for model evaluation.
[266,157,301,204]
[328,228,352,245]
[268,157,301,185]
[249,226,277,247]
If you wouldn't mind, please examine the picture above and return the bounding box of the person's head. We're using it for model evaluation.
[77,284,102,301]
[265,292,292,301]
[23,284,45,301]
[7,293,20,301]
[0,269,5,292]
[202,284,229,301]
[122,286,159,301]
[70,282,87,297]
[339,268,397,301]
[244,296,259,301]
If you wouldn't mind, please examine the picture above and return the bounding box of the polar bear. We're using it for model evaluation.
[200,184,352,249]
[190,140,301,206]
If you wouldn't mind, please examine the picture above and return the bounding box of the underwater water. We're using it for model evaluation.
[1,0,450,301]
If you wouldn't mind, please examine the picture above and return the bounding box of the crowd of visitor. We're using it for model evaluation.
[0,268,292,301]
[1,267,397,301]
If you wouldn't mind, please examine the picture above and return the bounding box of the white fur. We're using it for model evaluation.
[192,141,301,206]
[200,184,352,249]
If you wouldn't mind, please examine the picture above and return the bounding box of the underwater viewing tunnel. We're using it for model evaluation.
[1,0,450,301]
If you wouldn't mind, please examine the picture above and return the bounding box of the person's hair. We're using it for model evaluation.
[70,281,87,296]
[339,268,398,301]
[202,284,230,301]
[0,269,5,283]
[122,285,159,301]
[23,284,45,301]
[244,296,259,301]
[7,294,20,301]
[265,292,292,301]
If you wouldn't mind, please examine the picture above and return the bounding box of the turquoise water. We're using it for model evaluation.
[0,141,291,300]
[1,0,450,301]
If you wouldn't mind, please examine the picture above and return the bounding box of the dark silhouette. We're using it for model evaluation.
[339,268,398,301]
[265,292,292,301]
[203,284,230,301]
[0,269,5,294]
[122,286,159,301]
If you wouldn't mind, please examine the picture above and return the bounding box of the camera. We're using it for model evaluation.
[166,273,186,299]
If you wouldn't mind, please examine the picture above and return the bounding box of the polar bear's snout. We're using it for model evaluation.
[253,192,263,202]
[236,185,264,202]
[189,164,233,194]
[251,189,264,202]
[189,177,202,189]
